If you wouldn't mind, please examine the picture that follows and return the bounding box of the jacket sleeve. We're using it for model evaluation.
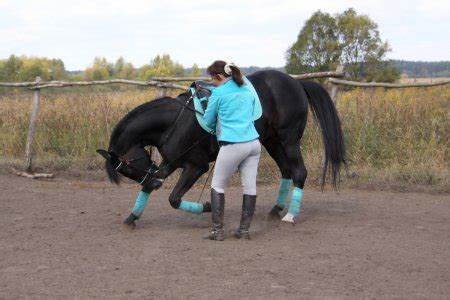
[202,95,220,129]
[253,90,262,120]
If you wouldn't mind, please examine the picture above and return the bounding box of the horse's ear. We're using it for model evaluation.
[96,149,111,160]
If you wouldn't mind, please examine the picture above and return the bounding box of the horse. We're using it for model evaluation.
[97,70,345,229]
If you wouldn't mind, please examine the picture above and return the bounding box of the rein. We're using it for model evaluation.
[115,153,160,185]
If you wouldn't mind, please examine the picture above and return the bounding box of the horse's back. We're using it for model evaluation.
[247,70,309,134]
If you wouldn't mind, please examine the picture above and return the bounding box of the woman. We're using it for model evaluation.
[202,60,262,241]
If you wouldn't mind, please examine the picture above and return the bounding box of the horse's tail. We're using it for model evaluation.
[300,80,346,188]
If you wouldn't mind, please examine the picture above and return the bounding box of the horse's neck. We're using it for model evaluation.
[110,100,174,155]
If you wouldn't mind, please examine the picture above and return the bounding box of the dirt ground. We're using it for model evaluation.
[0,172,449,299]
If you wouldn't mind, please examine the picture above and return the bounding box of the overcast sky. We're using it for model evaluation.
[1,0,449,70]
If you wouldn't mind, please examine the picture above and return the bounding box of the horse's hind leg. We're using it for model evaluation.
[279,140,308,223]
[262,138,293,220]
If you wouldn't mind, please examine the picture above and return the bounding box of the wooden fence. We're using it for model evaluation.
[1,66,449,177]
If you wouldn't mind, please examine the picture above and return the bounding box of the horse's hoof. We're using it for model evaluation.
[267,212,281,222]
[267,205,283,221]
[281,213,296,224]
[123,213,138,230]
[122,221,136,230]
[202,202,212,213]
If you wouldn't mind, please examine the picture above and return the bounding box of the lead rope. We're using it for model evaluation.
[197,161,216,203]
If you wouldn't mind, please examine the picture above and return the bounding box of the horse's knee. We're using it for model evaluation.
[293,168,307,188]
[141,185,152,194]
[301,169,308,181]
[169,196,182,209]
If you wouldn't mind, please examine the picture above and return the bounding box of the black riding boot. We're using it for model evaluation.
[235,194,256,239]
[205,188,225,241]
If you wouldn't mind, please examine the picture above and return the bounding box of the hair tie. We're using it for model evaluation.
[224,62,235,75]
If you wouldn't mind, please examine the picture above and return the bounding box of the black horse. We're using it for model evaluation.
[97,70,345,228]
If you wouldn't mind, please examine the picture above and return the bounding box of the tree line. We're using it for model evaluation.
[392,60,450,78]
[0,54,202,82]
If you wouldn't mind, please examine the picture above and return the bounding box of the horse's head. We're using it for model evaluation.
[97,146,163,190]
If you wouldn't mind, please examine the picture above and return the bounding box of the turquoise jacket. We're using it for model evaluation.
[202,77,261,143]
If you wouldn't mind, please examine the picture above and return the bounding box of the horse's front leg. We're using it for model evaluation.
[168,164,212,214]
[123,162,176,229]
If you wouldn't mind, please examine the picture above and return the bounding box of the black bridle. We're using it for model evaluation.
[114,151,160,185]
[114,92,214,186]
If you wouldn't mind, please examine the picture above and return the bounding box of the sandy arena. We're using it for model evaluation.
[0,172,449,298]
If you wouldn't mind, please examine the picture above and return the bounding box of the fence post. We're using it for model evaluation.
[330,65,343,104]
[24,76,41,172]
[158,87,166,98]
[330,83,339,104]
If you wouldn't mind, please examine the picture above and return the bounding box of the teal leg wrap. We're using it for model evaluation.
[276,178,292,208]
[178,200,204,215]
[287,187,303,217]
[131,191,150,217]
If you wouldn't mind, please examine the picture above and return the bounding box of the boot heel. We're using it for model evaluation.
[234,230,250,240]
[202,229,225,241]
[235,194,256,240]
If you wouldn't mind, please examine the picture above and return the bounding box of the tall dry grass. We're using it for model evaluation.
[338,87,447,187]
[0,85,448,188]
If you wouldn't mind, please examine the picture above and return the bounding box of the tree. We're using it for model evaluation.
[337,8,391,81]
[113,57,135,79]
[83,57,113,80]
[188,63,202,77]
[365,60,401,82]
[48,59,65,80]
[118,62,135,79]
[0,55,23,81]
[286,8,400,82]
[138,54,184,80]
[286,11,341,74]
[0,60,5,81]
[18,57,48,81]
[113,57,125,76]
[0,55,66,81]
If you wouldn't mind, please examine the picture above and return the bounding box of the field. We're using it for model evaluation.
[0,85,449,190]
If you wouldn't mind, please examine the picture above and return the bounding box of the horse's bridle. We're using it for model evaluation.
[114,151,161,185]
[113,91,214,186]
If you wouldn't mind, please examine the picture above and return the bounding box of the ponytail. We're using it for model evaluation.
[207,60,245,87]
[229,65,244,87]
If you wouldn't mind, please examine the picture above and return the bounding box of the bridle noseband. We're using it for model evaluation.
[114,152,161,185]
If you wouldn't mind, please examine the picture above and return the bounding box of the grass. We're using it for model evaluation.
[0,85,448,189]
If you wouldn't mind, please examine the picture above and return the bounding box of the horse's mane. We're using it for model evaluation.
[109,93,191,150]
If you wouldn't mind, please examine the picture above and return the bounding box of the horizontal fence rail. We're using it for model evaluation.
[0,79,190,91]
[328,77,450,88]
[0,69,347,90]
[151,70,346,82]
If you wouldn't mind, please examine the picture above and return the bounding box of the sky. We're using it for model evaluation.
[1,0,449,70]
